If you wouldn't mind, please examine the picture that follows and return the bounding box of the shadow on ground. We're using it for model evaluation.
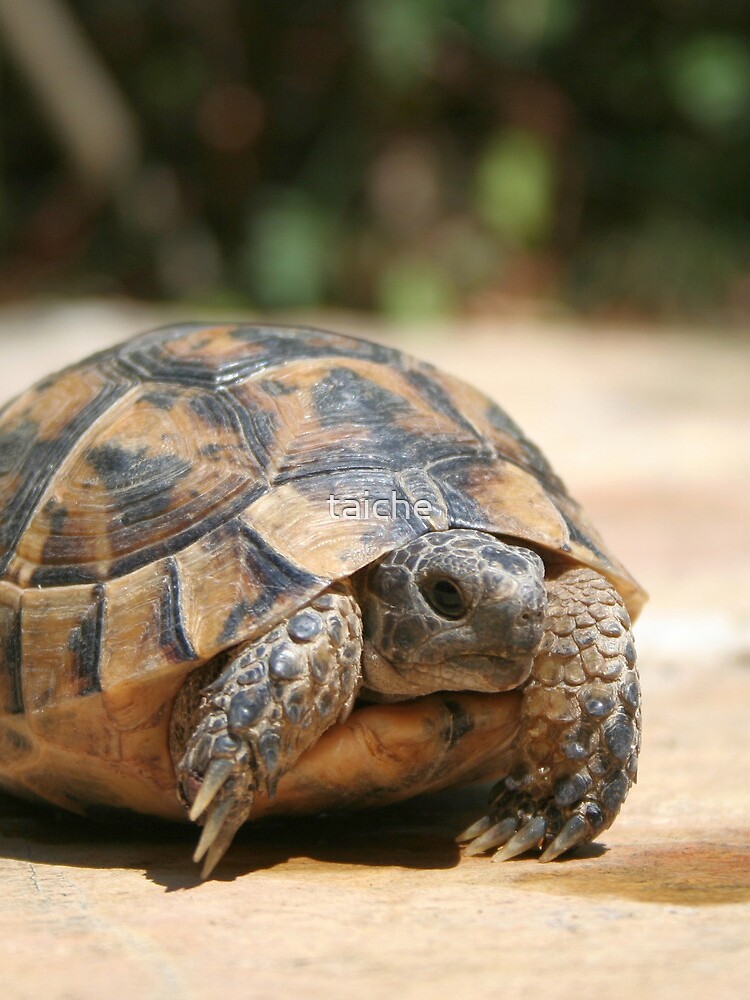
[4,788,748,904]
[0,785,496,888]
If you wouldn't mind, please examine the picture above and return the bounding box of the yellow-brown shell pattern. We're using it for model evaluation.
[0,323,645,818]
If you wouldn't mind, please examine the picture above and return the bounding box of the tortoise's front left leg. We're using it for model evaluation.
[170,584,362,878]
[458,567,641,861]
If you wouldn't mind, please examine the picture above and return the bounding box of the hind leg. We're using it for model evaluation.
[170,585,362,878]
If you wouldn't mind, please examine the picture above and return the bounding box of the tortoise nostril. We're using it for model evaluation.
[519,608,544,626]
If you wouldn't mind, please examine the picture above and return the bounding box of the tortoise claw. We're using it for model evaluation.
[188,758,234,822]
[200,838,233,881]
[463,817,518,857]
[455,815,494,843]
[193,795,234,865]
[539,815,588,863]
[192,791,252,879]
[199,809,247,880]
[491,815,547,862]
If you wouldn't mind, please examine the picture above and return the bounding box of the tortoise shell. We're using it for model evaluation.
[0,323,645,820]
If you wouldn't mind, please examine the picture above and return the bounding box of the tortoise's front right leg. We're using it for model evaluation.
[170,585,362,878]
[458,567,641,861]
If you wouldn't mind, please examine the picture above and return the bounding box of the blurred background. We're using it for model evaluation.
[2,0,750,321]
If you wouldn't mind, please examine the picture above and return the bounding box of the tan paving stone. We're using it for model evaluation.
[0,305,748,1000]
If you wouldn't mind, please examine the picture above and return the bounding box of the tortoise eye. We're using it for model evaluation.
[423,578,467,620]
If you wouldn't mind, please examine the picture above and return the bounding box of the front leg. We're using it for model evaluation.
[458,567,640,861]
[170,584,362,878]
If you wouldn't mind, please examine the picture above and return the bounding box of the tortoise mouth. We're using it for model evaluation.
[445,653,534,691]
[357,652,531,703]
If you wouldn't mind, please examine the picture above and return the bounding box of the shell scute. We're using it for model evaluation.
[8,383,268,587]
[240,357,486,487]
[0,365,133,577]
[19,582,106,715]
[0,581,22,716]
[115,322,403,388]
[434,455,570,551]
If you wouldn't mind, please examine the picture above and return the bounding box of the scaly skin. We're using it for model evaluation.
[171,585,362,878]
[173,539,639,877]
[171,531,549,879]
[459,567,640,861]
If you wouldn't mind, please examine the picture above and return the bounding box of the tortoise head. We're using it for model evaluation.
[359,530,547,699]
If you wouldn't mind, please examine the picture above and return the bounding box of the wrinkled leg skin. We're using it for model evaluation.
[458,567,641,862]
[170,585,362,878]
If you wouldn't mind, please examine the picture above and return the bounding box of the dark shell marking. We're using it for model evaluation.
[0,323,645,819]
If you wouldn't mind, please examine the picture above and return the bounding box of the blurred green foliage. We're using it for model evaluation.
[474,131,554,245]
[1,0,750,319]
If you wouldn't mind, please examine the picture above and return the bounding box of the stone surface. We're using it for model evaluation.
[0,303,748,1000]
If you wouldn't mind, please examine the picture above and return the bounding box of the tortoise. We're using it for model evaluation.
[0,322,645,878]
